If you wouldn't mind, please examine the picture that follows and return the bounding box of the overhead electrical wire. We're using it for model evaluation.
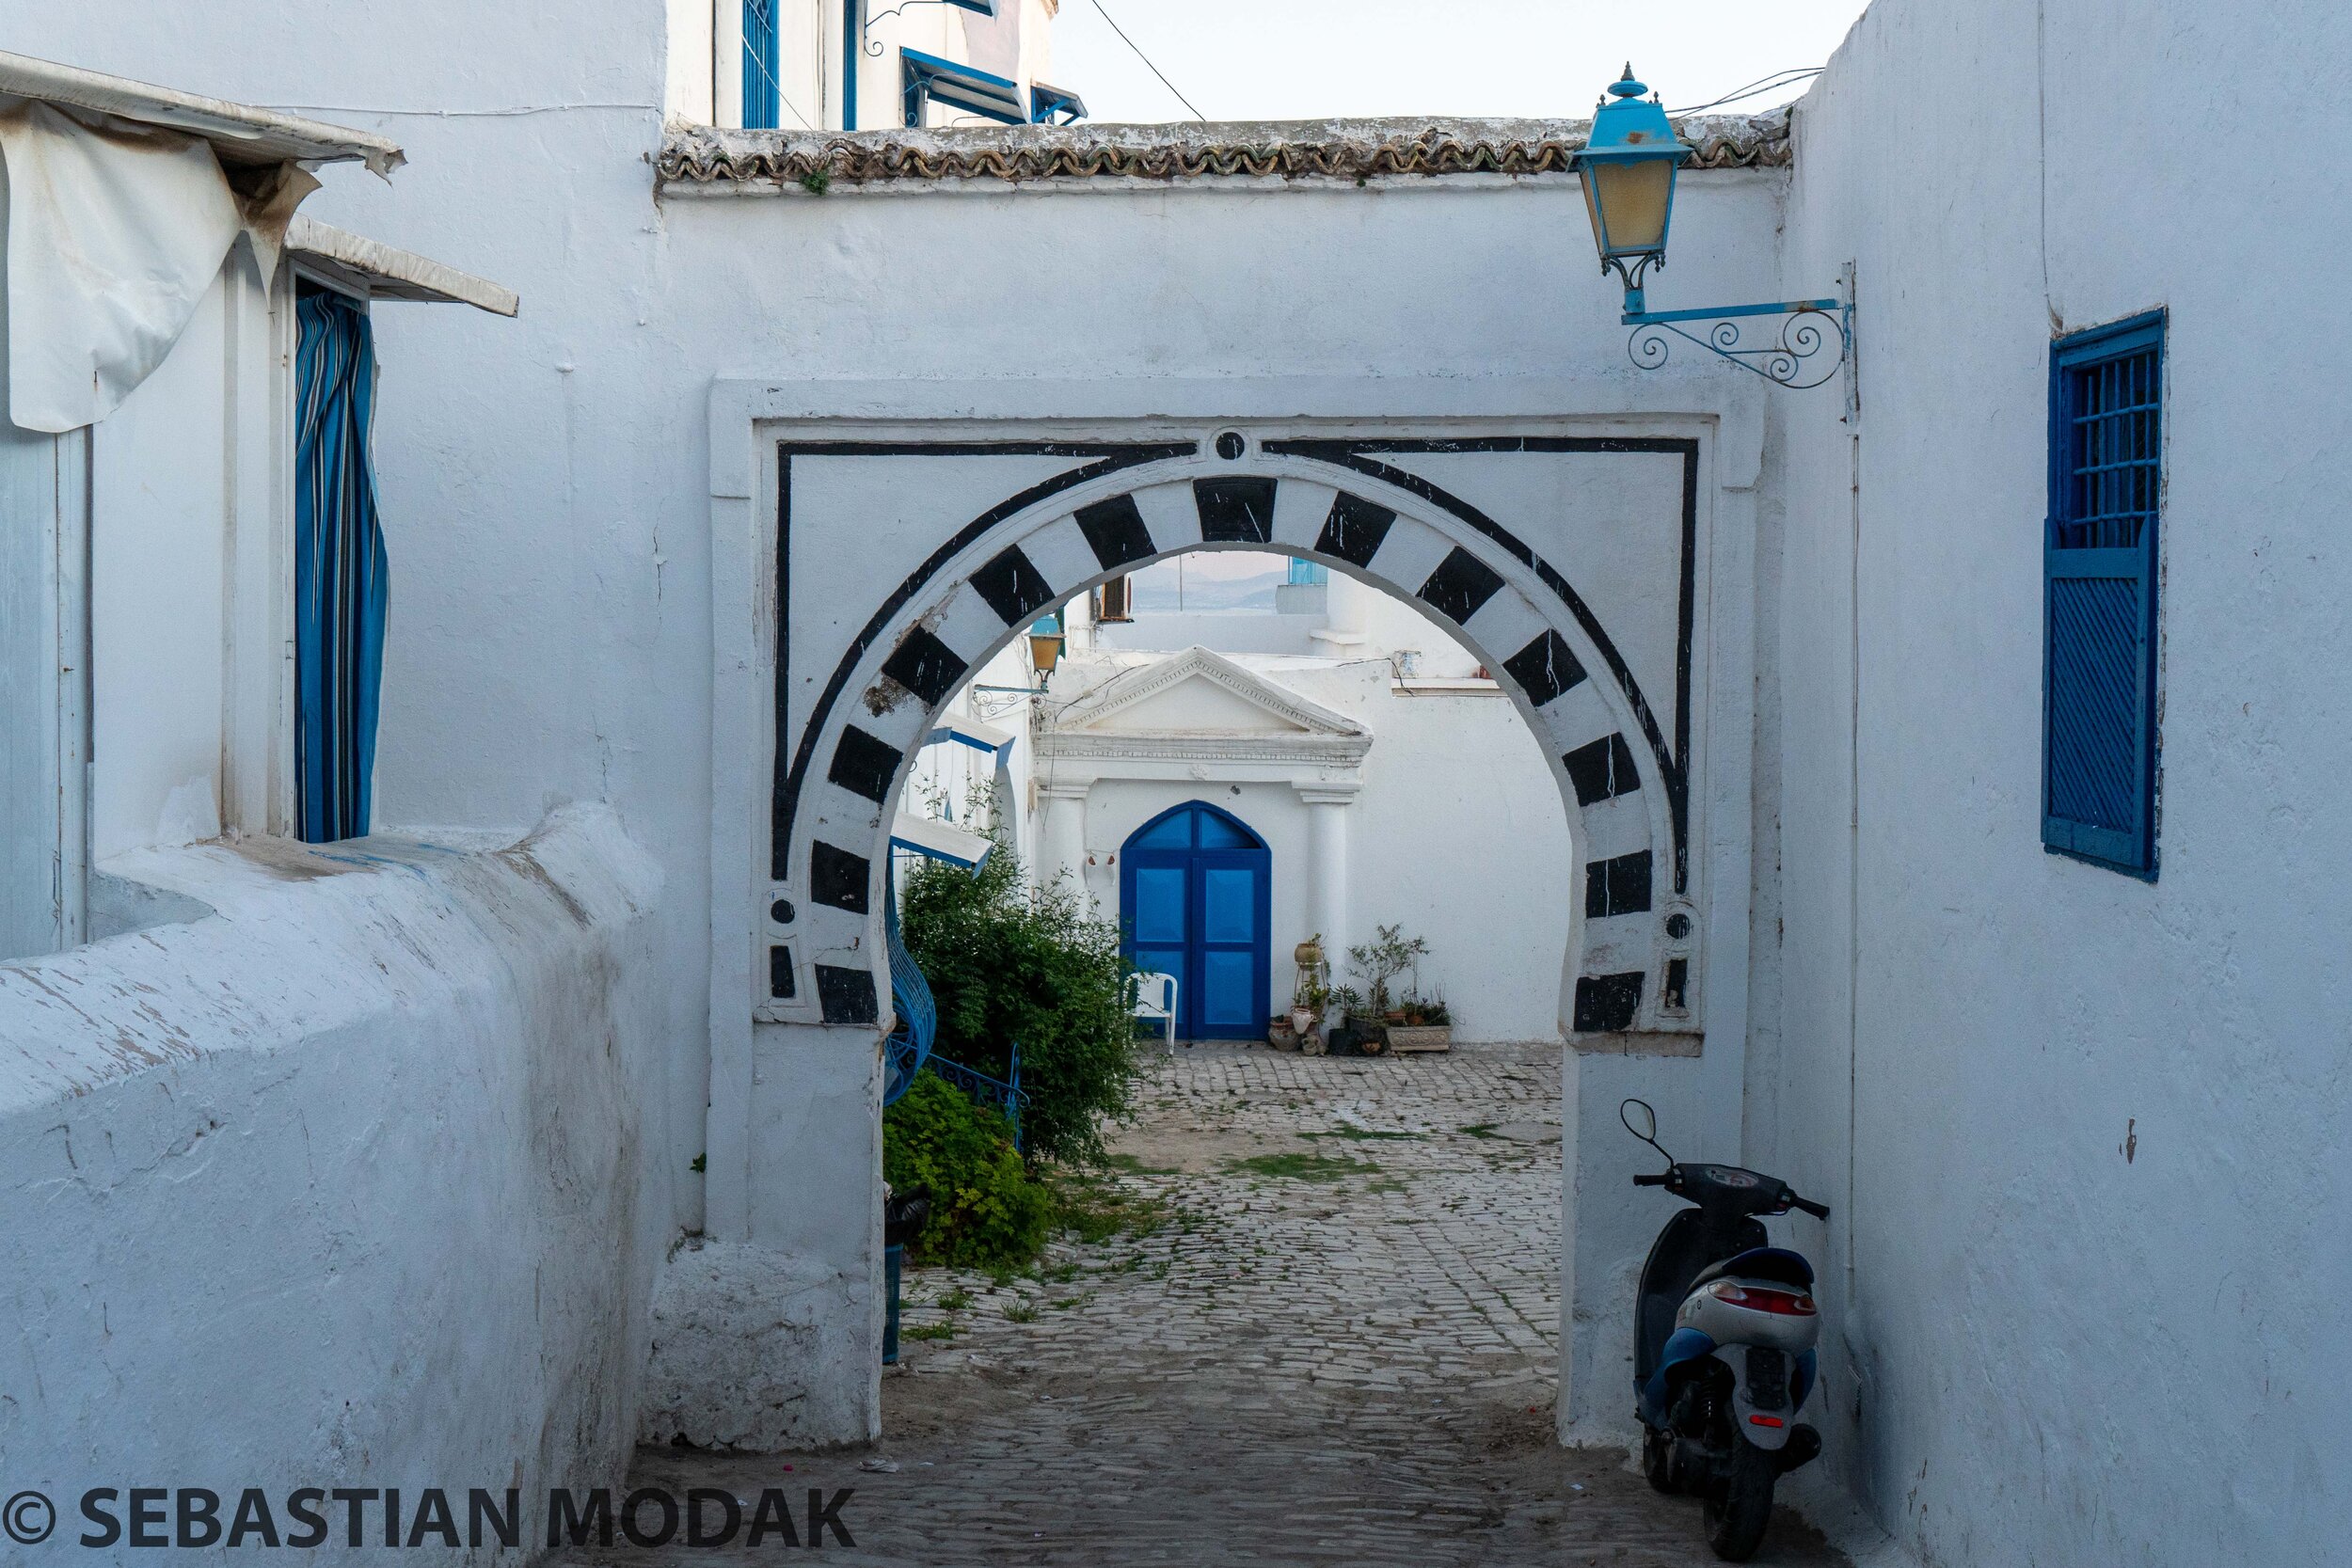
[1089,0,1208,121]
[1667,67,1823,117]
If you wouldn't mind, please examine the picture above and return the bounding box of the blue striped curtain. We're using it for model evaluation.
[294,289,389,844]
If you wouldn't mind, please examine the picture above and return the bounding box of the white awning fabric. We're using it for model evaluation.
[0,50,403,174]
[0,54,407,433]
[286,216,518,316]
[0,101,246,433]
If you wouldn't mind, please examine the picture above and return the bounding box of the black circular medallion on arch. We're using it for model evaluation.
[1214,431,1247,460]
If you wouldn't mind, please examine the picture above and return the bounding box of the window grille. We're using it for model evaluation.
[742,0,781,130]
[2043,312,2163,876]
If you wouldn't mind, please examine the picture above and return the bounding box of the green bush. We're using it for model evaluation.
[900,829,1142,1168]
[882,1072,1051,1270]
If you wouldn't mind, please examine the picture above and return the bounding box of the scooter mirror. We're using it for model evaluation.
[1620,1098,1659,1144]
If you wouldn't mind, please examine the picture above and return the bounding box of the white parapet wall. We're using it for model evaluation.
[0,805,668,1544]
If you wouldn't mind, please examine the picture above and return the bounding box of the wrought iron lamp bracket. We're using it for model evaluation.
[863,0,986,56]
[1620,289,1853,392]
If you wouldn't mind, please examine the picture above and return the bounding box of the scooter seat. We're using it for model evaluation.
[1689,1246,1814,1291]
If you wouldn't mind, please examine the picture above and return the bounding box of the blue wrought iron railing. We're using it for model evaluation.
[928,1044,1027,1151]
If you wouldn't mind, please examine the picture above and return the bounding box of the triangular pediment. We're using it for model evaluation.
[1057,646,1367,738]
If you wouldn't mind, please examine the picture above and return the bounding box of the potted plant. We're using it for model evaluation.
[1318,983,1360,1055]
[1345,925,1429,1054]
[1289,977,1324,1038]
[1268,1013,1298,1050]
[1388,991,1454,1053]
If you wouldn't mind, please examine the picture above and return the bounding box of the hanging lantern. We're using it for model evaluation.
[1568,65,1692,311]
[1027,611,1065,685]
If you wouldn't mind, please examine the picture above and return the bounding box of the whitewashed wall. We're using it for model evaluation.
[0,807,667,1544]
[1763,1,2352,1561]
[85,252,294,863]
[1335,666,1572,1040]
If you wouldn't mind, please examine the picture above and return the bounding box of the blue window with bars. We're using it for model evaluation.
[1285,558,1328,586]
[742,0,781,129]
[2043,311,2164,877]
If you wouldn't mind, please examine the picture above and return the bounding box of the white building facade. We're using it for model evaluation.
[1,3,2346,1562]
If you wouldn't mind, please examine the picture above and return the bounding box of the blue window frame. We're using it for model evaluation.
[2044,311,2164,877]
[900,47,1027,127]
[742,0,781,129]
[1285,558,1328,586]
[840,0,857,129]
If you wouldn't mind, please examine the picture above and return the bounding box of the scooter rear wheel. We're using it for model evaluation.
[1703,1438,1777,1560]
[1642,1427,1680,1494]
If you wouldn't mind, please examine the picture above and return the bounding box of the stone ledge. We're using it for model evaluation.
[1571,1029,1704,1058]
[657,110,1790,192]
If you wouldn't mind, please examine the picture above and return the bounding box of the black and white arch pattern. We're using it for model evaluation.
[768,446,1698,1039]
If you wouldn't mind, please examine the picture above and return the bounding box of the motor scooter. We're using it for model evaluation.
[1621,1098,1831,1561]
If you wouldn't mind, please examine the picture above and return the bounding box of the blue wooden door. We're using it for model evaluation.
[1120,802,1270,1040]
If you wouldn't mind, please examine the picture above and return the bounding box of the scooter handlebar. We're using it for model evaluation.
[1790,1196,1832,1219]
[1632,1172,1670,1186]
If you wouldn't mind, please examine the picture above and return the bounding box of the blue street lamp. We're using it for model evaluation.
[1567,67,1689,317]
[1571,66,1851,391]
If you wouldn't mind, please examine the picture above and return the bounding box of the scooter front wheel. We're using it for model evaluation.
[1642,1426,1679,1495]
[1703,1437,1777,1560]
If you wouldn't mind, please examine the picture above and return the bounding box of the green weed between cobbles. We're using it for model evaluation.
[1222,1151,1383,1182]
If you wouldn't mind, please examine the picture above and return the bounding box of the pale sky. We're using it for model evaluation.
[1047,0,1872,124]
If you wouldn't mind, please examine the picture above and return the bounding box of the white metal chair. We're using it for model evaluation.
[1131,970,1180,1050]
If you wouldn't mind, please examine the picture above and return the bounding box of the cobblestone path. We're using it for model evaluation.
[558,1043,1844,1567]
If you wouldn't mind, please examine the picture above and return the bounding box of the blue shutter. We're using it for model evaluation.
[2043,314,2163,876]
[742,0,781,129]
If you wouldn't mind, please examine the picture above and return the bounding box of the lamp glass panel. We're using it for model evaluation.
[1581,174,1609,261]
[1587,158,1676,256]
